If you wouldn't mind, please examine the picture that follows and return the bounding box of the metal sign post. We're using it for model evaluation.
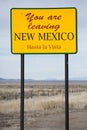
[20,54,24,130]
[10,8,77,130]
[65,54,69,130]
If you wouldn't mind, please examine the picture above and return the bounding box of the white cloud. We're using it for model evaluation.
[0,0,87,79]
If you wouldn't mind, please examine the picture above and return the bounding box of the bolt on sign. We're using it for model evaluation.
[10,8,77,54]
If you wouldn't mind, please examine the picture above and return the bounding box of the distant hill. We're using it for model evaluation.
[0,78,61,85]
[0,78,87,85]
[0,78,19,84]
[0,78,4,80]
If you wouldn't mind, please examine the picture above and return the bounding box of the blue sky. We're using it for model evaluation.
[0,0,87,80]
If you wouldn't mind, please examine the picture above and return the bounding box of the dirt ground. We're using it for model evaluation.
[0,109,87,130]
[0,83,87,130]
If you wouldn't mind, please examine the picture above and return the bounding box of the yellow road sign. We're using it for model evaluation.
[10,8,77,54]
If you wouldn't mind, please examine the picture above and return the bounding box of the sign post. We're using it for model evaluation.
[65,54,69,130]
[10,8,77,130]
[20,54,24,130]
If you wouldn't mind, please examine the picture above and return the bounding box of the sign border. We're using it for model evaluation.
[10,7,77,54]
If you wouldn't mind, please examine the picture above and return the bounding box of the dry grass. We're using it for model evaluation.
[0,90,87,113]
[69,91,87,109]
[0,84,87,114]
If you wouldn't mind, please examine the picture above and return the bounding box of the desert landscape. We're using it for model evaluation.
[0,80,87,130]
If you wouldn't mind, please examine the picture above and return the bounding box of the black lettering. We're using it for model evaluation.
[22,33,27,40]
[67,32,74,40]
[38,33,45,40]
[58,32,61,40]
[61,32,67,40]
[52,33,57,40]
[46,33,52,40]
[38,32,74,41]
[14,33,21,40]
[14,33,35,41]
[27,33,35,40]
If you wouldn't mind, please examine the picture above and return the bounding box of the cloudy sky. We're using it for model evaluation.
[0,0,87,80]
